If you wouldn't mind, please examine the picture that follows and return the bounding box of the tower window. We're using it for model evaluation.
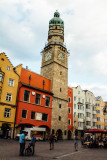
[60,88,62,92]
[59,104,61,108]
[59,116,61,121]
[60,71,62,75]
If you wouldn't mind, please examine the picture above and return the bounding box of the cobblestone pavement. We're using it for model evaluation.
[0,139,107,160]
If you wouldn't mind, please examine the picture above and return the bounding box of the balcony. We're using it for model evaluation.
[86,125,91,129]
[93,118,97,122]
[93,110,96,114]
[78,118,84,122]
[78,126,84,130]
[86,117,91,121]
[86,108,91,112]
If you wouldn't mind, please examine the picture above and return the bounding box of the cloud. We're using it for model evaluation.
[0,0,107,100]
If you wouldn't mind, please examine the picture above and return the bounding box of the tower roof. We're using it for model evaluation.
[49,11,64,28]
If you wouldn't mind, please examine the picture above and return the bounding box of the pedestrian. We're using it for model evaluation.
[49,134,55,150]
[74,135,78,151]
[19,130,27,156]
[28,133,36,155]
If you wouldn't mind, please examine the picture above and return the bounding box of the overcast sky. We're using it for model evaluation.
[0,0,107,101]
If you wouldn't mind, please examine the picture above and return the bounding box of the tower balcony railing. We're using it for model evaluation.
[45,41,67,49]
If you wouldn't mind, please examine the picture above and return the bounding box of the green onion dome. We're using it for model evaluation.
[49,11,64,28]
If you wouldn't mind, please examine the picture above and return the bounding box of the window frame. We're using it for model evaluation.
[45,96,50,107]
[21,109,27,119]
[31,111,36,120]
[4,108,11,118]
[8,78,14,87]
[23,90,30,102]
[35,93,41,105]
[6,93,12,102]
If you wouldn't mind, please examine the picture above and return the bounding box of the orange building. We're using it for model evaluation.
[68,87,73,139]
[15,68,53,139]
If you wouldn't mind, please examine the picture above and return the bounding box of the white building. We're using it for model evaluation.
[84,90,96,129]
[73,86,85,137]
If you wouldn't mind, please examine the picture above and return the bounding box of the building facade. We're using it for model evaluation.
[84,90,96,130]
[96,96,105,129]
[41,11,69,139]
[104,102,107,130]
[72,86,85,138]
[15,67,53,139]
[0,53,19,138]
[68,87,73,139]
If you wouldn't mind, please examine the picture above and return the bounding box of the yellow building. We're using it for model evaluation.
[0,53,20,138]
[96,96,105,129]
[104,102,107,130]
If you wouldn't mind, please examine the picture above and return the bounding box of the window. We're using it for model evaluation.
[96,110,100,114]
[78,91,80,94]
[6,93,12,101]
[60,88,62,92]
[68,97,71,103]
[97,125,101,129]
[82,99,84,103]
[93,114,96,118]
[74,104,76,109]
[22,110,27,118]
[4,108,11,118]
[78,113,83,119]
[36,112,48,121]
[7,66,10,71]
[93,122,96,127]
[68,107,71,113]
[59,116,61,121]
[97,117,100,121]
[59,104,61,108]
[74,96,76,101]
[68,119,71,125]
[86,104,90,109]
[31,111,35,120]
[8,78,14,87]
[23,90,30,102]
[42,113,48,121]
[35,93,41,105]
[60,71,62,75]
[74,121,76,126]
[86,121,91,126]
[86,112,90,117]
[78,122,83,127]
[0,74,4,82]
[74,112,76,118]
[45,96,50,107]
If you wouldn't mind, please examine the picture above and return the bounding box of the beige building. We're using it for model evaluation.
[41,11,69,139]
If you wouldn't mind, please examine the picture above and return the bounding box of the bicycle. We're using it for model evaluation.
[25,144,33,156]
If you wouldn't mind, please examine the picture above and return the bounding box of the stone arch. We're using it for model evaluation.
[56,129,63,140]
[68,130,72,140]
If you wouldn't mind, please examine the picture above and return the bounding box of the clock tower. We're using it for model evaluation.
[41,11,68,139]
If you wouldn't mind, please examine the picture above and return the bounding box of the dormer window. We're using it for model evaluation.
[0,74,4,83]
[7,66,10,71]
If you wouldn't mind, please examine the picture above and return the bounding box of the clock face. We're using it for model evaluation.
[58,52,64,61]
[45,52,52,61]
